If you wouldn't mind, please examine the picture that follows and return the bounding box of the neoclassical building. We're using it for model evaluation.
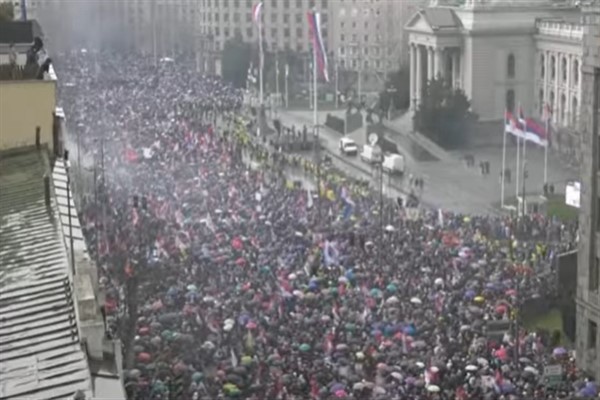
[405,0,585,155]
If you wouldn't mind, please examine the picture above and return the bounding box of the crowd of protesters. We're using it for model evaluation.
[55,50,593,400]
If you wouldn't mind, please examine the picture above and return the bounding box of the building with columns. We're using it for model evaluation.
[576,0,600,383]
[405,0,588,156]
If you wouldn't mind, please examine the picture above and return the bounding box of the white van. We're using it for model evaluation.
[382,153,405,175]
[360,144,381,164]
[339,137,358,156]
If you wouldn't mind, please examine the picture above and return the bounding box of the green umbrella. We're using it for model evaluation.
[370,288,383,298]
[192,372,203,382]
[187,284,198,292]
[299,343,311,352]
[344,323,356,332]
[161,330,174,340]
[386,283,397,293]
[241,356,253,366]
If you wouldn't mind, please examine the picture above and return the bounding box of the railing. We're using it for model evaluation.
[536,20,584,41]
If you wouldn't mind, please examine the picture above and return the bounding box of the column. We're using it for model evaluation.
[544,50,550,105]
[416,45,422,106]
[554,51,560,125]
[410,44,416,109]
[566,54,572,125]
[452,50,459,88]
[427,46,434,82]
[434,47,443,80]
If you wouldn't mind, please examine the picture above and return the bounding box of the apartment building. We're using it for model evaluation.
[197,0,330,53]
[576,0,600,382]
[329,0,425,89]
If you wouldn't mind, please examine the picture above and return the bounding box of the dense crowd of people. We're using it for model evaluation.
[56,51,593,400]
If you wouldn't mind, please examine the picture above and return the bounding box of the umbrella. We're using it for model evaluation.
[186,284,197,292]
[352,382,365,391]
[288,273,297,280]
[385,296,399,305]
[434,278,443,286]
[465,365,478,372]
[336,344,348,351]
[391,372,403,381]
[137,352,152,363]
[464,289,476,299]
[474,296,485,303]
[518,357,532,364]
[202,341,216,350]
[192,372,203,383]
[495,304,508,314]
[335,390,347,398]
[523,366,538,375]
[330,383,345,393]
[338,276,349,284]
[477,357,489,366]
[410,297,422,305]
[384,225,395,232]
[299,343,311,352]
[552,347,567,357]
[370,288,383,298]
[386,283,397,292]
[246,321,257,329]
[427,385,441,393]
[241,356,253,366]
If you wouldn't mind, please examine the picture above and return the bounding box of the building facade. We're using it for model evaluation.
[576,0,600,382]
[197,0,330,54]
[405,0,592,158]
[329,0,425,89]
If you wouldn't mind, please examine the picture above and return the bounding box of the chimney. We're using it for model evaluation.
[44,174,51,209]
[35,126,40,148]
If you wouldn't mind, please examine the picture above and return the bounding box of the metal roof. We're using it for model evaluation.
[422,8,462,30]
[0,149,92,400]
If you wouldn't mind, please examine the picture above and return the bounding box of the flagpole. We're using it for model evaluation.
[501,111,507,208]
[258,15,264,107]
[312,14,321,222]
[521,119,528,217]
[335,57,339,109]
[275,53,280,110]
[285,63,289,108]
[544,113,549,185]
[515,136,520,206]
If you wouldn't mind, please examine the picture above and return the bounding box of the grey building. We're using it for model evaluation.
[576,0,600,381]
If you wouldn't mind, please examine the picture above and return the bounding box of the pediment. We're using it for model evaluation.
[405,11,434,33]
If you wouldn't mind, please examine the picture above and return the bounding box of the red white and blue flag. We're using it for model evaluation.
[504,110,525,139]
[252,2,263,24]
[307,10,329,82]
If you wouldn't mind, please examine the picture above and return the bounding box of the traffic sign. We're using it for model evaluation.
[544,364,563,388]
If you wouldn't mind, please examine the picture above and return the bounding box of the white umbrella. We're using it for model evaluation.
[415,361,425,369]
[224,318,235,326]
[477,357,489,366]
[385,296,400,305]
[434,277,444,286]
[427,385,441,393]
[466,365,478,372]
[292,290,304,298]
[410,297,422,305]
[391,372,403,381]
[429,366,439,373]
[384,225,395,232]
[524,366,539,375]
[288,273,297,280]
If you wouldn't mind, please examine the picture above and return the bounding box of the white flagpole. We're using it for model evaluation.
[258,15,264,106]
[275,53,280,108]
[285,63,289,108]
[515,135,520,204]
[501,111,507,208]
[544,112,549,184]
[313,37,318,128]
[335,57,339,109]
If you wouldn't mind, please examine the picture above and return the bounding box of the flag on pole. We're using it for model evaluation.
[504,111,525,139]
[306,10,329,82]
[524,118,549,147]
[252,2,263,24]
[517,104,526,126]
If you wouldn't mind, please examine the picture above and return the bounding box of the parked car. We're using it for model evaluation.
[360,144,382,163]
[339,137,358,156]
[382,153,405,175]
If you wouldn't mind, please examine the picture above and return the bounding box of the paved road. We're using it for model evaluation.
[278,110,501,215]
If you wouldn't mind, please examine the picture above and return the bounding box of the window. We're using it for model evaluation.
[540,54,545,79]
[507,53,515,78]
[284,28,290,37]
[283,0,290,8]
[506,89,515,112]
[271,13,277,22]
[284,14,289,23]
[296,0,301,7]
[322,0,328,7]
[340,34,345,42]
[352,34,357,42]
[233,13,240,22]
[271,0,277,7]
[539,89,544,115]
[215,12,220,21]
[339,46,345,55]
[562,57,567,82]
[340,59,346,68]
[551,56,556,80]
[233,0,239,7]
[352,21,356,28]
[574,59,580,85]
[271,28,278,37]
[215,27,220,35]
[589,319,598,349]
[224,28,230,37]
[364,34,369,42]
[296,13,302,23]
[296,27,302,37]
[297,43,303,52]
[375,60,381,69]
[572,96,578,125]
[246,0,252,6]
[246,13,251,22]
[246,27,253,37]
[341,21,345,28]
[364,21,368,28]
[224,12,229,21]
[560,94,566,124]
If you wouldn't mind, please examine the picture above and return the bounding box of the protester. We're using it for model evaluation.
[57,51,589,400]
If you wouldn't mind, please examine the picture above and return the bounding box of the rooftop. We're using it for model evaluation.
[0,147,93,400]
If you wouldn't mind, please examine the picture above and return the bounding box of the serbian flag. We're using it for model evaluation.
[252,2,263,24]
[524,118,549,147]
[504,111,525,139]
[307,10,329,82]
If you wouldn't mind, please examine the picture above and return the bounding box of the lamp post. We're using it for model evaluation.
[314,124,323,223]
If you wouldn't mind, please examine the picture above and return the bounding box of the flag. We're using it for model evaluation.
[524,117,549,147]
[504,111,525,139]
[323,240,339,266]
[307,10,329,82]
[252,2,263,24]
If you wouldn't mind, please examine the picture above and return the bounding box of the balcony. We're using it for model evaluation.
[536,19,583,41]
